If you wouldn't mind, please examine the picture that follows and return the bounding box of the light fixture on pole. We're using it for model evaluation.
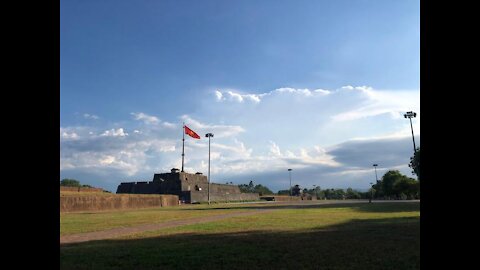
[404,111,417,153]
[205,133,214,205]
[369,182,374,203]
[288,169,292,197]
[373,164,378,183]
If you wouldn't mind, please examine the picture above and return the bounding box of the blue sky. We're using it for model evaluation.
[60,0,420,192]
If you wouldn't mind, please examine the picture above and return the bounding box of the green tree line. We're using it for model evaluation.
[60,179,98,189]
[238,180,274,196]
[372,170,419,200]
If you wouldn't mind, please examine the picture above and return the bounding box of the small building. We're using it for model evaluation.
[116,168,259,203]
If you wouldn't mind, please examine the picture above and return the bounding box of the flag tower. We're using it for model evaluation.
[181,123,201,172]
[182,122,185,172]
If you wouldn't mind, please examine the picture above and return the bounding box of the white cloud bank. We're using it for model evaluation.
[61,85,419,192]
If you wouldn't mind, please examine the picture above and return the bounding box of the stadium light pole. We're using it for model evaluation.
[369,182,374,203]
[288,169,292,197]
[205,133,214,205]
[404,111,417,153]
[373,164,378,183]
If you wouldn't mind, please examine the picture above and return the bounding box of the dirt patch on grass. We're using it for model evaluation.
[60,208,275,245]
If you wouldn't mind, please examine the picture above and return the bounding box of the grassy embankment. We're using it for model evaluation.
[60,202,420,270]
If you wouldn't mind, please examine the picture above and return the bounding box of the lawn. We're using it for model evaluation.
[60,201,420,270]
[60,204,252,235]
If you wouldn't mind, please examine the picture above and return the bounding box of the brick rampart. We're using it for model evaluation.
[60,194,179,212]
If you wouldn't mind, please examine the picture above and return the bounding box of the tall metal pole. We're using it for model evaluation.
[208,135,211,205]
[372,164,378,203]
[409,117,417,153]
[288,169,292,197]
[181,122,185,172]
[369,182,373,203]
[404,111,417,153]
[205,133,214,205]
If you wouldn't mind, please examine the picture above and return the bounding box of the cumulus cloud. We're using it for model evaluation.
[61,85,419,192]
[209,135,417,191]
[101,128,128,137]
[215,90,223,101]
[269,141,282,157]
[331,86,419,122]
[83,113,99,120]
[131,112,160,125]
[181,115,245,138]
[163,122,176,128]
[213,89,262,103]
[60,127,94,140]
[61,126,179,181]
[61,131,79,140]
[214,87,331,103]
[213,86,417,126]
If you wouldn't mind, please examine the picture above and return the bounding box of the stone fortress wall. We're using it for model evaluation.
[117,169,259,203]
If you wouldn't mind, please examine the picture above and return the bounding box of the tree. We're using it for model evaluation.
[238,184,250,193]
[248,180,254,192]
[333,189,346,199]
[409,147,420,180]
[238,181,274,195]
[60,178,81,187]
[378,170,420,199]
[372,179,384,198]
[253,184,273,196]
[238,180,255,193]
[317,189,325,200]
[393,177,419,199]
[323,189,332,199]
[346,187,361,199]
[381,170,405,197]
[292,185,301,196]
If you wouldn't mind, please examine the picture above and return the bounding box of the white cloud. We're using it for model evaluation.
[215,90,223,101]
[163,122,177,128]
[214,87,332,104]
[269,141,282,157]
[213,90,262,103]
[60,127,91,140]
[61,131,79,140]
[61,85,419,192]
[61,151,144,176]
[99,155,115,165]
[181,115,245,138]
[83,113,99,120]
[340,85,355,90]
[101,128,128,137]
[331,86,419,122]
[131,112,160,125]
[61,125,178,177]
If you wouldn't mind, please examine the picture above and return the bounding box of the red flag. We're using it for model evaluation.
[184,125,200,139]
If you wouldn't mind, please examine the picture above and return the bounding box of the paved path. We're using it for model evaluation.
[60,200,419,245]
[60,208,275,245]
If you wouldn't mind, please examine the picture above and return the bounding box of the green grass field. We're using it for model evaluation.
[60,202,420,270]
[60,205,250,235]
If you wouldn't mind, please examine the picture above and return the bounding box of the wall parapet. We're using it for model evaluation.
[60,194,179,212]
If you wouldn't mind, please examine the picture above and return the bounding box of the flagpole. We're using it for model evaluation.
[181,122,185,172]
